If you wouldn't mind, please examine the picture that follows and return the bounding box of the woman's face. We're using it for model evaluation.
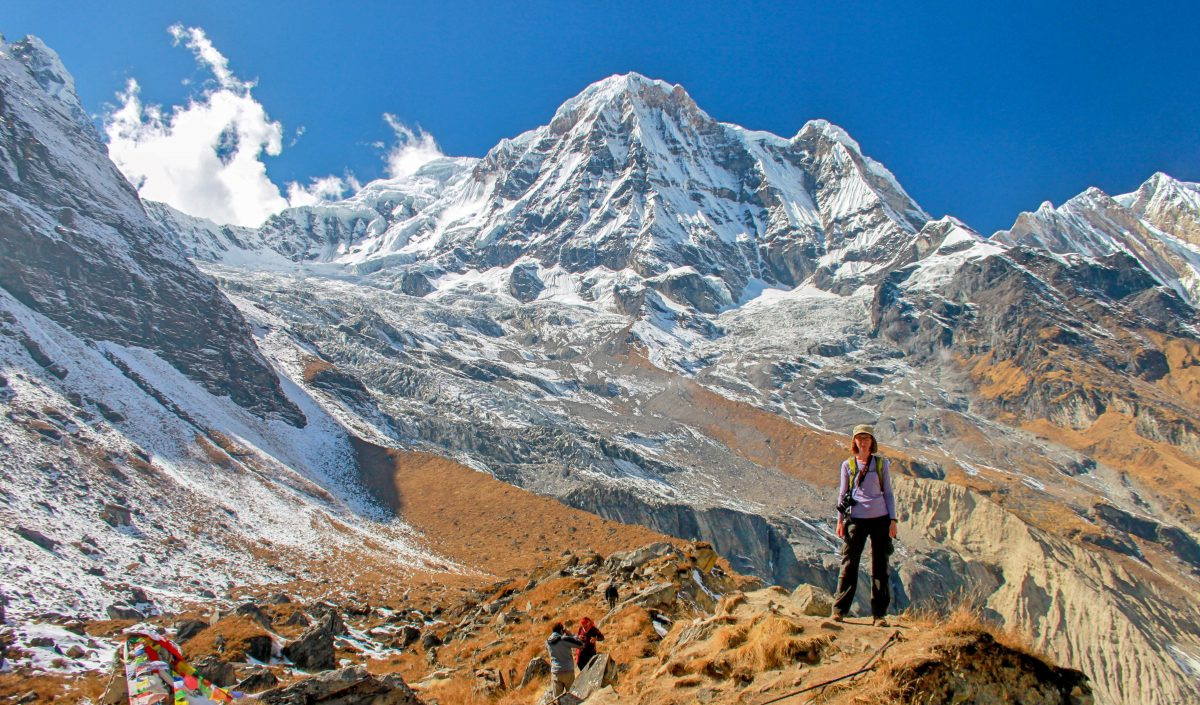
[854,433,873,454]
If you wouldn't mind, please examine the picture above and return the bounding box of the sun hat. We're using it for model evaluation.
[851,424,875,438]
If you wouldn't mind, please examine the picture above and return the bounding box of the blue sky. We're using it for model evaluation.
[6,1,1199,232]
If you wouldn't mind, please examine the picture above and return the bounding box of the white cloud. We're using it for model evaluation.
[383,114,443,179]
[168,24,243,90]
[103,25,354,227]
[286,173,361,208]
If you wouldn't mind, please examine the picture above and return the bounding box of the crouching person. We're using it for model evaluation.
[547,622,583,698]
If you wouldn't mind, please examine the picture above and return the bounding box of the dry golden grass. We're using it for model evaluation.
[375,445,673,577]
[195,433,234,468]
[676,614,828,684]
[301,355,335,383]
[0,670,107,703]
[181,615,272,662]
[902,602,1046,663]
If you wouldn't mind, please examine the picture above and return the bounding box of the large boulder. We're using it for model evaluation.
[235,602,273,629]
[398,625,421,648]
[570,654,619,699]
[105,604,143,621]
[307,602,348,635]
[283,614,337,671]
[259,665,423,705]
[606,543,676,574]
[173,619,207,643]
[236,668,280,693]
[629,582,677,611]
[192,655,236,688]
[508,261,545,302]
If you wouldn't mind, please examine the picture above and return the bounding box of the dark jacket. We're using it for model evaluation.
[547,632,583,673]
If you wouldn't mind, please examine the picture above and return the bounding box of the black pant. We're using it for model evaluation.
[833,515,892,618]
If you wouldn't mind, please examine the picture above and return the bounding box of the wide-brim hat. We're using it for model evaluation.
[851,424,875,438]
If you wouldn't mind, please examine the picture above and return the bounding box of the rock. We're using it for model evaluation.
[397,271,433,297]
[570,653,618,699]
[307,602,348,635]
[580,685,622,704]
[174,618,207,643]
[16,691,38,704]
[236,667,280,693]
[345,602,372,617]
[473,668,504,695]
[193,655,236,687]
[15,525,58,551]
[420,631,442,650]
[630,582,677,610]
[606,542,676,573]
[508,262,545,302]
[100,503,133,527]
[267,592,293,604]
[283,613,337,671]
[65,644,85,659]
[236,601,273,629]
[105,604,144,621]
[537,689,581,705]
[519,656,550,687]
[245,635,274,663]
[688,543,719,573]
[399,625,421,648]
[258,665,423,704]
[28,636,55,647]
[790,584,834,617]
[283,610,311,628]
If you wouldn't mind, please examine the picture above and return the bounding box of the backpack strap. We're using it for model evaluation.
[848,455,876,488]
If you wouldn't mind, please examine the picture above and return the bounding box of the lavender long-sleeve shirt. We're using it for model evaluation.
[837,456,896,521]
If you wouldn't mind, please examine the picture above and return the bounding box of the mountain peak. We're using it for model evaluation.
[3,35,91,132]
[796,118,864,153]
[549,72,706,130]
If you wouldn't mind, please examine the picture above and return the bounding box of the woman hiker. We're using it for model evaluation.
[832,424,897,626]
[575,616,604,670]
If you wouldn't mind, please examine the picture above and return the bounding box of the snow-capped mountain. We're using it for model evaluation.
[994,176,1200,305]
[6,36,1200,705]
[166,74,931,312]
[1123,171,1200,247]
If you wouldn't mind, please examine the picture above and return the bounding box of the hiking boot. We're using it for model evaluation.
[831,612,844,623]
[873,617,889,627]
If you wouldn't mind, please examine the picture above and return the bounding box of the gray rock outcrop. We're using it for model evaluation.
[283,613,337,671]
[258,665,423,705]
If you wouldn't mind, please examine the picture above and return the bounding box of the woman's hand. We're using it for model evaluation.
[836,520,845,539]
[889,520,898,539]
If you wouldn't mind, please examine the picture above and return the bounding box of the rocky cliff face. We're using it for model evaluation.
[0,37,302,426]
[899,477,1199,705]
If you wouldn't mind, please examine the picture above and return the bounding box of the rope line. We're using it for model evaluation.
[755,629,902,705]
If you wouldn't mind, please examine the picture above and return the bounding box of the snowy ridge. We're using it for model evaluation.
[995,176,1200,305]
[151,72,934,314]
